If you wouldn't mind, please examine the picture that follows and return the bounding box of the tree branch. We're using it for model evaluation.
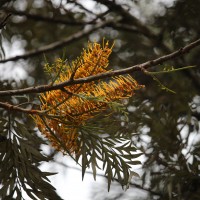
[96,0,172,54]
[2,7,110,27]
[2,8,95,26]
[3,8,156,41]
[68,0,96,16]
[0,12,11,29]
[0,19,112,63]
[0,101,43,114]
[0,38,199,98]
[95,0,157,39]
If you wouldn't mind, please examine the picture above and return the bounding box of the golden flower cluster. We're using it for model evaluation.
[34,41,144,154]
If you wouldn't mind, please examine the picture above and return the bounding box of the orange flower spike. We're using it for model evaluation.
[33,40,144,154]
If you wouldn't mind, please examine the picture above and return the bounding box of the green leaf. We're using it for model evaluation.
[123,153,143,159]
[91,153,97,180]
[75,130,141,191]
[0,117,63,200]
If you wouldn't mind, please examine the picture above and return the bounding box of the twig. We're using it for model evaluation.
[0,101,43,114]
[0,38,199,98]
[2,8,95,26]
[69,0,96,16]
[0,13,11,29]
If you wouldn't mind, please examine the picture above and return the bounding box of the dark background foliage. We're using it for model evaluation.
[0,0,200,199]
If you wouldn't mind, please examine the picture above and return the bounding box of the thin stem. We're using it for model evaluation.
[146,65,196,75]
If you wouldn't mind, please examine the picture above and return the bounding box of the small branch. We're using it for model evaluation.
[0,12,11,29]
[69,0,96,16]
[2,7,109,27]
[96,0,157,39]
[0,101,43,114]
[0,19,112,64]
[2,8,95,26]
[0,38,199,97]
[96,0,171,54]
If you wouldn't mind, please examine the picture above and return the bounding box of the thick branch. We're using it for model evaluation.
[0,38,199,97]
[0,19,112,64]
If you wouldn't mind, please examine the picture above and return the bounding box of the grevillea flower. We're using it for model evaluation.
[34,41,144,154]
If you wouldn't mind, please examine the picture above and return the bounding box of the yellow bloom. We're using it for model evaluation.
[34,41,144,154]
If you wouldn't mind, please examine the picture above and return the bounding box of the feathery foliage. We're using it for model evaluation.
[0,113,63,199]
[33,41,144,190]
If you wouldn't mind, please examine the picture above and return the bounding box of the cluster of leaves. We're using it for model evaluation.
[76,117,142,191]
[127,81,200,199]
[0,114,63,200]
[30,40,144,192]
[39,99,143,192]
